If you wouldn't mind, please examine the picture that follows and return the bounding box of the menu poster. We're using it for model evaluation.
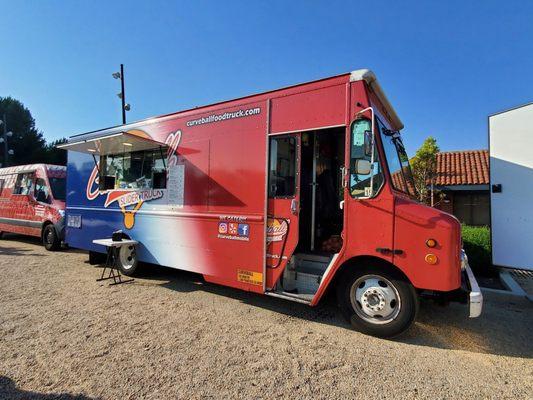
[167,164,185,207]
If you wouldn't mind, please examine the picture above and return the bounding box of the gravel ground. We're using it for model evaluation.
[0,234,532,400]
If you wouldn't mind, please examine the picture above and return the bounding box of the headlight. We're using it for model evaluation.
[58,209,65,217]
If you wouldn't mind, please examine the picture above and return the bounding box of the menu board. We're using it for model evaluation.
[167,164,184,207]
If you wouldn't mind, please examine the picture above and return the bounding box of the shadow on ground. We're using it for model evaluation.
[128,262,533,359]
[0,234,47,256]
[4,232,530,361]
[0,376,99,400]
[0,233,82,254]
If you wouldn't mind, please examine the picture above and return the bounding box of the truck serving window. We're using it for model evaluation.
[269,136,296,197]
[100,148,167,190]
[350,119,384,198]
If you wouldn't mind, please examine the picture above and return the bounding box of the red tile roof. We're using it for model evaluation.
[435,150,489,186]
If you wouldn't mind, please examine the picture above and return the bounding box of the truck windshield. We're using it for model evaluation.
[378,119,417,198]
[49,177,66,201]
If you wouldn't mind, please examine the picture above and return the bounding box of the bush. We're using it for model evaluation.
[462,225,491,275]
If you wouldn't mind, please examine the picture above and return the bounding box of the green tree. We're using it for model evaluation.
[0,96,66,166]
[411,136,440,204]
[43,138,68,165]
[0,96,46,166]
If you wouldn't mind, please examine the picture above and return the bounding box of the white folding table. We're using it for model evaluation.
[92,238,138,285]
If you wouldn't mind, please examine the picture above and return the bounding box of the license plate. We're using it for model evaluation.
[67,214,82,228]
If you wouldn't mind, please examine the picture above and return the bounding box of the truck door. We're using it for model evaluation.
[266,134,300,289]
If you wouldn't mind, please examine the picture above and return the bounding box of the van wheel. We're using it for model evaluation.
[117,244,138,276]
[43,225,60,251]
[337,265,418,338]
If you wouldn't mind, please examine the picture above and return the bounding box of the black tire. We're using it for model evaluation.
[43,224,60,251]
[116,244,138,276]
[0,231,4,239]
[337,265,418,338]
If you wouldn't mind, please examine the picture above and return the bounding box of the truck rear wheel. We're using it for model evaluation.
[117,244,138,276]
[337,265,418,338]
[43,225,60,251]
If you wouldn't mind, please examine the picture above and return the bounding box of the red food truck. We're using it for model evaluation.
[60,69,482,337]
[0,164,66,250]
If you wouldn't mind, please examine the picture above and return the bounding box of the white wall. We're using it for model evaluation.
[489,103,533,270]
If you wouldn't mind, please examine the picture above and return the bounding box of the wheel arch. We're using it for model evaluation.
[40,220,54,239]
[317,255,412,304]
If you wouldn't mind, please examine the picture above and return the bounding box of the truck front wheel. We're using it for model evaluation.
[337,266,418,338]
[43,224,60,251]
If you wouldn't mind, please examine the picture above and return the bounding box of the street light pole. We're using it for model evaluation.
[120,64,126,125]
[113,64,130,125]
[2,114,9,167]
[0,114,15,168]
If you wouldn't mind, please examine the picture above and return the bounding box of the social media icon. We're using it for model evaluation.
[218,222,228,234]
[229,223,238,235]
[238,224,249,237]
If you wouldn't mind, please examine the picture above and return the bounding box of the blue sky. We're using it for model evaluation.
[0,0,531,155]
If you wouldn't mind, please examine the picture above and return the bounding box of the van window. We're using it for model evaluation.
[100,148,168,190]
[49,177,66,201]
[14,173,34,195]
[35,178,51,203]
[269,136,296,197]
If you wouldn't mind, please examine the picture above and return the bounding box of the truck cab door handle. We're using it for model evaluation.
[376,247,404,255]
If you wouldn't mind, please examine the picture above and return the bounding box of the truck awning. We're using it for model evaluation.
[57,131,163,156]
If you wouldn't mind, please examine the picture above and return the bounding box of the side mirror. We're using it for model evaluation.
[353,159,371,175]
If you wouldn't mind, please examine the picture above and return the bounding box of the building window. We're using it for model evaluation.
[453,192,490,226]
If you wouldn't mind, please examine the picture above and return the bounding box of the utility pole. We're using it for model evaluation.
[112,64,130,125]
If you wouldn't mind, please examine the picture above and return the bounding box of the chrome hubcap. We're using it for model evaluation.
[350,275,401,324]
[119,245,136,270]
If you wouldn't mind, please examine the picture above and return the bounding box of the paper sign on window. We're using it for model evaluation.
[167,164,185,207]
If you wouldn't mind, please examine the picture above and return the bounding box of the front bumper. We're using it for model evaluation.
[461,250,483,318]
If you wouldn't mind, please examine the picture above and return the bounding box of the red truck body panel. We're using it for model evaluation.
[63,71,462,303]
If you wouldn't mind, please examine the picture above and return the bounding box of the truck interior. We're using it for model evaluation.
[272,127,346,301]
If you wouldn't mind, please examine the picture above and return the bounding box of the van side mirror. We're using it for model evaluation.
[353,159,371,175]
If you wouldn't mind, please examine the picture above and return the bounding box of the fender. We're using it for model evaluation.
[41,218,65,241]
[310,253,408,306]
